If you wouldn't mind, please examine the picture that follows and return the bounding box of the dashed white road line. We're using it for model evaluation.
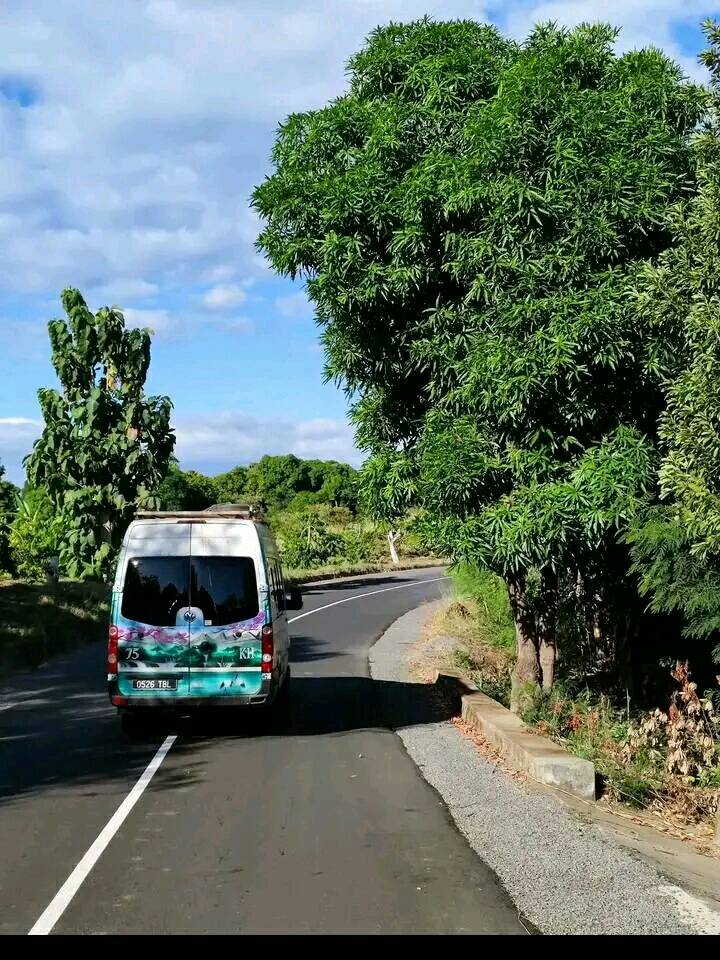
[26,573,447,935]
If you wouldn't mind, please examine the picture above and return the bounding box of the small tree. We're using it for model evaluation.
[26,289,175,579]
[10,487,66,580]
[0,464,18,575]
[279,512,342,568]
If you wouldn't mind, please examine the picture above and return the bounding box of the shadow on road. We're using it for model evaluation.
[0,673,457,806]
[178,674,456,741]
[286,633,340,663]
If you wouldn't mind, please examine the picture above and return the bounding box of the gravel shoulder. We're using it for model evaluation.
[369,601,720,936]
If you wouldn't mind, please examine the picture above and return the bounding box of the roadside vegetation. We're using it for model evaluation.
[425,564,720,835]
[255,17,720,836]
[0,580,108,676]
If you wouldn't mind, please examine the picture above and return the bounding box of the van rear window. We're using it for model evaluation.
[122,557,190,626]
[122,556,258,627]
[191,557,259,625]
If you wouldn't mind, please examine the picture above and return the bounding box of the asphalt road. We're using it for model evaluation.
[0,568,527,935]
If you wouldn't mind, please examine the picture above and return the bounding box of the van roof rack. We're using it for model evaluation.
[136,503,265,521]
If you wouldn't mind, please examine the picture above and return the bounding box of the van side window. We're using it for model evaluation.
[274,561,286,612]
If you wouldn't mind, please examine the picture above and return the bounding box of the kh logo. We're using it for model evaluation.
[183,609,197,623]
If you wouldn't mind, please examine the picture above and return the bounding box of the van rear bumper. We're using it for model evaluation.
[113,694,270,709]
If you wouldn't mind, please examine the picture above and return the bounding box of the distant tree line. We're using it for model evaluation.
[154,454,359,514]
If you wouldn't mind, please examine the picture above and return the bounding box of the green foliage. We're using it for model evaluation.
[213,465,248,504]
[242,454,358,512]
[255,18,704,687]
[0,465,18,574]
[155,462,217,511]
[452,562,515,650]
[338,526,376,563]
[629,23,720,663]
[279,512,343,568]
[25,289,175,580]
[9,487,67,580]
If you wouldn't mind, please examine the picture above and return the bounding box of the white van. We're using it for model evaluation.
[107,505,301,731]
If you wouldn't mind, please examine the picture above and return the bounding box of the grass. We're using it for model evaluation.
[0,579,109,676]
[425,562,516,707]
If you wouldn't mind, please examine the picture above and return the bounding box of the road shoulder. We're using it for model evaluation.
[369,601,720,936]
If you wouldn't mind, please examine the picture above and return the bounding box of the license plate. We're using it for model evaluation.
[131,678,178,691]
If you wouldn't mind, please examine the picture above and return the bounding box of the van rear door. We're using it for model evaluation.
[186,523,265,699]
[115,523,192,700]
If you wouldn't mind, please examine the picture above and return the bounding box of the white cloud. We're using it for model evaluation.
[275,291,313,318]
[505,1,713,80]
[0,416,42,483]
[122,307,176,334]
[202,283,248,310]
[87,278,159,303]
[174,411,361,472]
[0,0,708,319]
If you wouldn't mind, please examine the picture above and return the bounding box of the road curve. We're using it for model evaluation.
[0,568,526,935]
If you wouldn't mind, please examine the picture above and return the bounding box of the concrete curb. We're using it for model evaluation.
[433,667,596,801]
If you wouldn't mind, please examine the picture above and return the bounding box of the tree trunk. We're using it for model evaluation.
[539,637,557,691]
[387,530,400,564]
[508,582,541,714]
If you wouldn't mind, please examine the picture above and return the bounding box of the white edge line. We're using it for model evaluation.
[28,573,447,934]
[28,734,177,935]
[288,575,449,624]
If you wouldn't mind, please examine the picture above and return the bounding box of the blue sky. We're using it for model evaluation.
[0,0,715,484]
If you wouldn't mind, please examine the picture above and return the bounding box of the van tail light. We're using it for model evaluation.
[261,624,273,679]
[107,625,119,676]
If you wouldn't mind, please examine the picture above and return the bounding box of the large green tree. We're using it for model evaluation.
[213,465,249,504]
[155,462,217,511]
[27,289,175,579]
[255,19,705,707]
[629,22,720,663]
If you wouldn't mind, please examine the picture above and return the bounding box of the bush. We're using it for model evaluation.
[337,527,376,564]
[279,513,342,568]
[10,488,66,581]
[523,663,720,819]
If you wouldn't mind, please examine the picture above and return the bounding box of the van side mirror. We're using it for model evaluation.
[285,585,303,611]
